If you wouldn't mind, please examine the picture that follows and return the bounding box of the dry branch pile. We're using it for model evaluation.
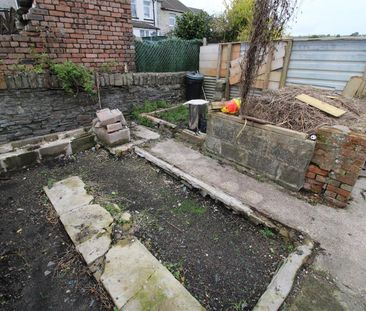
[245,86,366,133]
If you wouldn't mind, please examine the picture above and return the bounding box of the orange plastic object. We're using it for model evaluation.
[221,98,241,114]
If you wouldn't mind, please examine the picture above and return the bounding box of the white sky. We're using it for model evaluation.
[180,0,366,36]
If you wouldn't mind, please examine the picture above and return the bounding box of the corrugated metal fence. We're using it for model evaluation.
[201,38,366,98]
[286,39,366,91]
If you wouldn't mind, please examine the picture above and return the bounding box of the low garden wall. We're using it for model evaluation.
[205,112,316,191]
[0,72,185,143]
[304,126,366,208]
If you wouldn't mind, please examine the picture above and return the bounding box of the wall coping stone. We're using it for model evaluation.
[0,72,187,91]
[213,112,308,140]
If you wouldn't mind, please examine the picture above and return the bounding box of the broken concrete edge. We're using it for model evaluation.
[0,128,96,173]
[253,242,314,311]
[44,176,205,311]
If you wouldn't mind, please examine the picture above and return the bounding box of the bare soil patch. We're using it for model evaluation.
[1,150,294,310]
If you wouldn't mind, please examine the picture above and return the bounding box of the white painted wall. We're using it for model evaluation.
[159,10,183,35]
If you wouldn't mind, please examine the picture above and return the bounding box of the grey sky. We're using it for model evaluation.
[180,0,366,36]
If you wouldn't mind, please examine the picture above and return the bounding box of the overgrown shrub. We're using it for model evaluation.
[50,61,95,96]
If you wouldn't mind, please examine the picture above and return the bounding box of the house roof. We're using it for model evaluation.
[160,0,190,13]
[132,20,159,30]
[189,7,203,14]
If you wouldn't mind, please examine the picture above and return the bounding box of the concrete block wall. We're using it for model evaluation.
[0,0,135,74]
[0,72,186,143]
[304,126,366,208]
[205,112,316,191]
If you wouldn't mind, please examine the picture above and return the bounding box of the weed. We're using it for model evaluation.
[255,174,266,183]
[131,101,170,119]
[260,227,275,238]
[164,262,185,284]
[136,115,155,128]
[287,243,295,253]
[103,203,122,216]
[232,300,248,311]
[98,61,118,73]
[174,199,206,215]
[47,178,57,189]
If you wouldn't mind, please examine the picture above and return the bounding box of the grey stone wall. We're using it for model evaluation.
[205,113,316,191]
[0,72,186,143]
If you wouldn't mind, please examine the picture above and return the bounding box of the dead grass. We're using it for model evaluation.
[246,86,366,133]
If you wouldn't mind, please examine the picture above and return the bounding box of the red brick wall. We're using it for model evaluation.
[0,0,135,73]
[304,126,366,208]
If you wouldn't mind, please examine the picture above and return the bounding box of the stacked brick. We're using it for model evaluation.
[0,0,135,73]
[93,109,130,147]
[304,126,366,208]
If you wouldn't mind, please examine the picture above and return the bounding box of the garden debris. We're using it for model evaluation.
[93,108,130,146]
[245,86,366,133]
[295,94,346,117]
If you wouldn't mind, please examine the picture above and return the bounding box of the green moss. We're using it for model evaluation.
[134,274,167,311]
[174,199,206,215]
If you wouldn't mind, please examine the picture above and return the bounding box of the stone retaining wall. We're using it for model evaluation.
[0,72,186,143]
[304,126,366,208]
[205,112,316,191]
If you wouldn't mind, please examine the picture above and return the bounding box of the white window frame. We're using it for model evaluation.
[169,14,176,28]
[143,0,153,19]
[131,0,137,18]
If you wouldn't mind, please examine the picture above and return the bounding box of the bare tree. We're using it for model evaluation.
[239,0,297,116]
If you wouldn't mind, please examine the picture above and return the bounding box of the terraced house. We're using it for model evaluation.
[131,0,202,37]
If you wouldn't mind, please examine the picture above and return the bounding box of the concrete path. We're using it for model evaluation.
[44,176,204,311]
[144,139,366,309]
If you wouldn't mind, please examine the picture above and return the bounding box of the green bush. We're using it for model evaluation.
[50,61,95,96]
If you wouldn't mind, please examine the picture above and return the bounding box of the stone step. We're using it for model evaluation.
[102,239,204,311]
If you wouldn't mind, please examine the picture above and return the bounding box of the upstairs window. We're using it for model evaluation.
[131,0,137,18]
[144,0,152,19]
[169,14,176,27]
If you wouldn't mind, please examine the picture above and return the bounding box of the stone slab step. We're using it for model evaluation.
[101,239,204,311]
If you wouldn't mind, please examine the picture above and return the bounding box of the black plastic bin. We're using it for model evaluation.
[185,72,204,100]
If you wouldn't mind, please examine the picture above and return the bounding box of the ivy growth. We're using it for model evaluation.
[50,61,95,96]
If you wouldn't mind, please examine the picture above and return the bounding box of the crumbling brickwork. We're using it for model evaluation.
[0,0,135,73]
[304,126,366,208]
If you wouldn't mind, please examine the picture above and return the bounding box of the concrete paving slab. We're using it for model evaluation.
[43,176,93,216]
[76,232,112,266]
[143,139,366,309]
[254,243,313,311]
[132,125,160,141]
[60,204,113,245]
[101,239,204,311]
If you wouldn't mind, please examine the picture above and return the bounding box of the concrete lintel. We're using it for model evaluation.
[253,242,314,311]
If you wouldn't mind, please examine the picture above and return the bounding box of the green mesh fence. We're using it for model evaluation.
[135,38,202,72]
